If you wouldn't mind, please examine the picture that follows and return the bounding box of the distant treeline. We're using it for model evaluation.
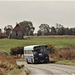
[37,23,75,36]
[0,21,75,36]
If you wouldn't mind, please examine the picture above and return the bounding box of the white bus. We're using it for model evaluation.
[24,45,49,64]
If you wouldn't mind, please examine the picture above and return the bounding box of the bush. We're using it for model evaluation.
[0,70,3,75]
[21,65,24,68]
[16,65,21,69]
[16,65,24,69]
[0,51,8,56]
[55,49,75,60]
[47,44,55,54]
[10,48,18,55]
[0,54,16,74]
[10,46,24,55]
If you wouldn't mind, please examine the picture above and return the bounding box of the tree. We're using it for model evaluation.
[69,28,75,35]
[56,23,63,29]
[38,24,50,35]
[0,29,2,33]
[55,23,63,34]
[37,30,42,36]
[19,21,35,36]
[4,25,13,36]
[55,23,66,35]
[65,28,70,35]
[51,26,56,35]
[58,26,65,35]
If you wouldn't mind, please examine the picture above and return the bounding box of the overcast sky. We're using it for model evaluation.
[0,1,75,33]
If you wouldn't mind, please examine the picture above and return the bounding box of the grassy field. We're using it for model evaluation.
[0,38,75,53]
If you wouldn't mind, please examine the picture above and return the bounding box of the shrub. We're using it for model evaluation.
[16,65,21,69]
[0,70,3,75]
[0,54,16,74]
[10,48,18,55]
[10,46,24,55]
[0,51,8,56]
[16,65,24,69]
[47,44,55,54]
[21,65,24,68]
[55,49,75,60]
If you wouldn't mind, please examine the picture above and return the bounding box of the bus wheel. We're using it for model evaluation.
[26,59,29,64]
[31,59,34,64]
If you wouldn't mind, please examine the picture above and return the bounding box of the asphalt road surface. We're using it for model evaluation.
[17,61,75,75]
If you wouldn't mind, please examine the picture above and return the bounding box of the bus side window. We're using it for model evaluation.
[32,50,34,52]
[24,50,26,54]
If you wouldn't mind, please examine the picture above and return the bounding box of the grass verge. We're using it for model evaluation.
[7,67,29,75]
[56,60,75,66]
[17,59,25,61]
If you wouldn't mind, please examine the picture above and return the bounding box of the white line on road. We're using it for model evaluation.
[67,71,75,75]
[71,73,75,75]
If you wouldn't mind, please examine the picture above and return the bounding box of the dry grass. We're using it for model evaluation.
[0,53,16,75]
[50,49,75,61]
[55,49,75,60]
[49,49,75,65]
[24,35,75,39]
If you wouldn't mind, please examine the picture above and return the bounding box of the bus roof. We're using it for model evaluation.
[24,45,39,50]
[24,45,47,50]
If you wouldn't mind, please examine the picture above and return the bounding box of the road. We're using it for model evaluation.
[17,61,75,75]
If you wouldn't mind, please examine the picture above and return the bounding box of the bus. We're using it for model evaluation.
[24,45,49,64]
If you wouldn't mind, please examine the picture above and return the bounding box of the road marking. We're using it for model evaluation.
[71,73,75,75]
[66,71,75,75]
